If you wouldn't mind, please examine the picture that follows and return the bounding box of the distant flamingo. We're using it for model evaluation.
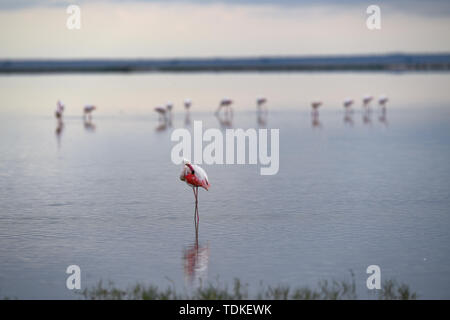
[310,101,322,128]
[257,97,267,111]
[55,119,64,148]
[311,101,322,109]
[55,100,65,120]
[184,99,192,125]
[180,159,210,225]
[256,97,268,126]
[184,99,192,110]
[215,98,233,118]
[362,95,373,109]
[166,102,173,125]
[342,98,354,125]
[155,106,167,123]
[311,100,322,116]
[343,98,354,110]
[378,95,389,125]
[84,105,96,121]
[379,95,389,107]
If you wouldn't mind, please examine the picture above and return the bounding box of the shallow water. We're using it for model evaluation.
[0,73,449,299]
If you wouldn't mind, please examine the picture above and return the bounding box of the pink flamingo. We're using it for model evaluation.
[343,98,354,110]
[215,98,233,117]
[378,95,389,125]
[84,105,96,120]
[180,159,210,224]
[55,100,65,120]
[184,99,192,125]
[311,100,322,109]
[154,106,167,123]
[378,95,389,107]
[311,100,322,116]
[257,97,267,108]
[184,99,192,110]
[362,95,373,109]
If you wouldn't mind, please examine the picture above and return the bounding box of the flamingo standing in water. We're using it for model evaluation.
[84,105,96,120]
[343,98,354,114]
[55,100,65,120]
[180,159,210,225]
[184,99,192,110]
[378,95,389,125]
[154,106,167,123]
[311,100,322,115]
[55,100,65,147]
[215,98,233,127]
[310,101,322,128]
[184,99,192,125]
[343,98,354,125]
[257,97,267,111]
[379,95,389,107]
[343,98,354,110]
[215,98,233,118]
[166,102,173,125]
[362,95,373,109]
[256,97,268,126]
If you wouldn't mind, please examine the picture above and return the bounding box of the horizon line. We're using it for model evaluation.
[1,53,449,73]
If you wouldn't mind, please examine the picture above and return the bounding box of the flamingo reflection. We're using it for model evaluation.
[84,117,96,132]
[378,109,388,125]
[155,122,168,132]
[183,222,209,286]
[362,108,372,125]
[343,113,354,126]
[55,120,64,148]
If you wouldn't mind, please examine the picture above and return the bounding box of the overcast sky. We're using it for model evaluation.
[0,0,449,58]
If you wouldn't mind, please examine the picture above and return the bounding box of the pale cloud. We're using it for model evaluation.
[0,1,448,58]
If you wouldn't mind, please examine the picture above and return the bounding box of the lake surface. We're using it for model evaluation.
[0,73,449,299]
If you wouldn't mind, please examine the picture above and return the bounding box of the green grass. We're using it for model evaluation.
[80,276,417,300]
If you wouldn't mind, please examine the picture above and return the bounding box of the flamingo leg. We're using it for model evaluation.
[196,187,199,224]
[193,187,197,224]
[195,221,199,250]
[193,187,199,226]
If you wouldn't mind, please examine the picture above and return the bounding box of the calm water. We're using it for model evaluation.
[0,73,449,299]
